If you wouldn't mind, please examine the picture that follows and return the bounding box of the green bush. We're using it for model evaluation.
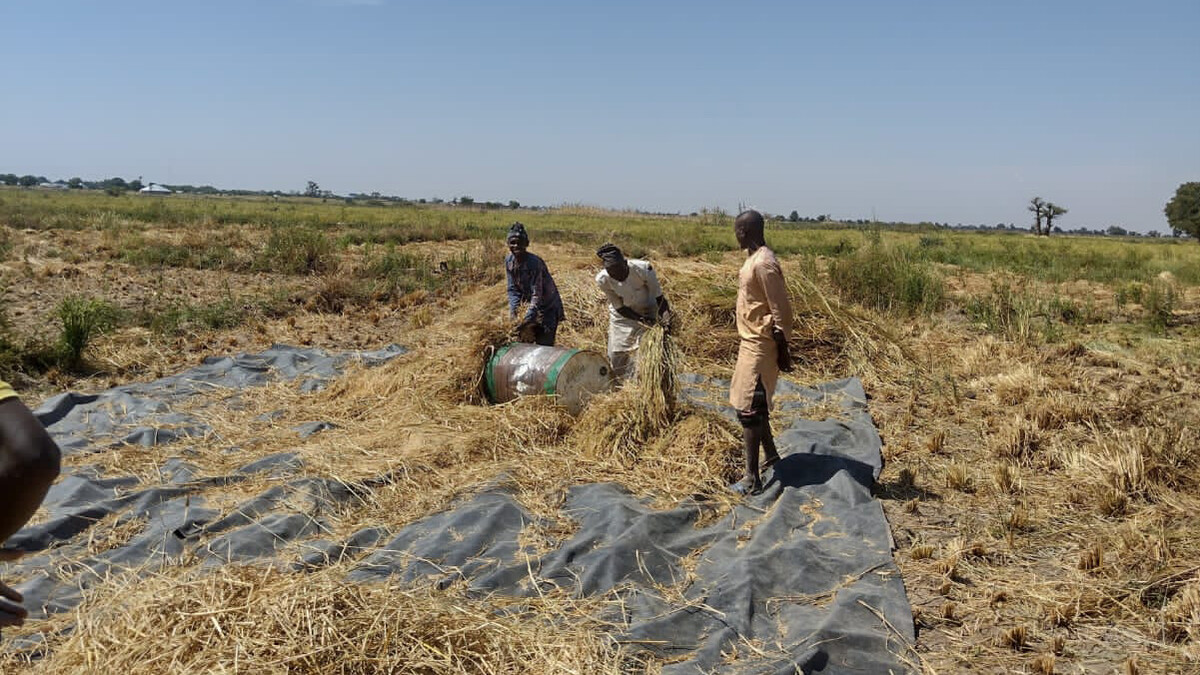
[56,296,119,368]
[1144,278,1177,331]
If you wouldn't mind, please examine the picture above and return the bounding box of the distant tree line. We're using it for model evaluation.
[6,169,1196,240]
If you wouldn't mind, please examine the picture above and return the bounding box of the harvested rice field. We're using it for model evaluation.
[2,191,1200,673]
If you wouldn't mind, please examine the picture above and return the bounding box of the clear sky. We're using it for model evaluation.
[2,1,1197,231]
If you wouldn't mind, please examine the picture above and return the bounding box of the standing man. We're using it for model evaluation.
[729,210,793,496]
[505,222,566,346]
[594,243,671,381]
[0,379,62,631]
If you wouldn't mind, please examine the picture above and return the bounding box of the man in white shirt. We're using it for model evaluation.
[594,243,672,381]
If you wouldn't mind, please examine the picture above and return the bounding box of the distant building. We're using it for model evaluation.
[37,182,68,190]
[138,183,172,194]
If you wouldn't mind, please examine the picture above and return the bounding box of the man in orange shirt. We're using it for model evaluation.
[729,210,794,496]
[0,379,61,630]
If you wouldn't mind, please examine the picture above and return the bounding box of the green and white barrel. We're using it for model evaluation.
[484,343,613,414]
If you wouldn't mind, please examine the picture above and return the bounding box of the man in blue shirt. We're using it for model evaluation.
[505,222,565,346]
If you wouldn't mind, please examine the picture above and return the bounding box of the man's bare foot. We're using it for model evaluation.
[730,477,763,496]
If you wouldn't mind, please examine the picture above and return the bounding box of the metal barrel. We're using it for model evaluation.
[484,343,612,414]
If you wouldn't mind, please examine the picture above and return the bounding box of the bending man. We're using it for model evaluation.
[594,243,671,381]
[1,378,62,630]
[505,222,566,346]
[729,210,793,496]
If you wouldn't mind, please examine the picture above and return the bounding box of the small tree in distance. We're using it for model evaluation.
[304,181,321,198]
[1165,182,1200,240]
[1042,202,1067,236]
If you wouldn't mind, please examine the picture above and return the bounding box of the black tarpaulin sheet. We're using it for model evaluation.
[3,348,915,673]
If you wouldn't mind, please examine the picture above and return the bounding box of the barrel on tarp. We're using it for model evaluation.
[485,343,612,414]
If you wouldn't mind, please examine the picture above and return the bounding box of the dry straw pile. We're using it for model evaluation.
[6,566,637,675]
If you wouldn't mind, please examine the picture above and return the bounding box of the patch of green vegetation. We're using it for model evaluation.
[120,239,242,271]
[0,227,13,261]
[912,231,1200,285]
[4,185,1199,291]
[361,244,503,297]
[256,227,336,275]
[142,298,247,336]
[55,295,120,369]
[962,281,1107,342]
[828,239,946,316]
[1144,278,1177,333]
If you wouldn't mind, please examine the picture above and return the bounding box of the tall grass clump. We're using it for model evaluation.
[1144,276,1177,332]
[56,295,119,368]
[362,244,504,297]
[257,226,336,275]
[828,238,945,316]
[0,226,13,260]
[964,281,1043,341]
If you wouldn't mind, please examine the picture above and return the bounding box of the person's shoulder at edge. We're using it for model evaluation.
[526,251,548,269]
[756,246,781,267]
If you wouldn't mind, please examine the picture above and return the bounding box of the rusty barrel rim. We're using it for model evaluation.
[484,343,515,403]
[542,348,581,395]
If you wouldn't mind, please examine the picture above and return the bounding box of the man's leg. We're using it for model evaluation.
[734,380,770,495]
[761,414,780,469]
[737,413,764,494]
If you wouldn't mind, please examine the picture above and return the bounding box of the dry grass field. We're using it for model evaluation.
[2,187,1199,673]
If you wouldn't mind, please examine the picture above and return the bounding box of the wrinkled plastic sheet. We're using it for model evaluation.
[4,347,915,673]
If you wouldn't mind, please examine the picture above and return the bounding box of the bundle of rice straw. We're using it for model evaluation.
[574,324,679,460]
[632,323,677,423]
[428,318,514,405]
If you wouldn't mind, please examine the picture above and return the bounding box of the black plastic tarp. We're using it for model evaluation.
[3,346,915,673]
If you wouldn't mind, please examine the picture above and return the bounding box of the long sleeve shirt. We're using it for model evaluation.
[735,246,793,344]
[595,259,663,353]
[729,246,794,410]
[506,251,565,324]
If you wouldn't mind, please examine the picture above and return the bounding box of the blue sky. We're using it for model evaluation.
[2,1,1197,231]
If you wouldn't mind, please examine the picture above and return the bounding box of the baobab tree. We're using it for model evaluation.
[1042,202,1067,235]
[1028,197,1045,235]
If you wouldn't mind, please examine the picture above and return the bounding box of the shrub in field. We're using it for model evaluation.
[828,242,945,316]
[1144,277,1177,331]
[965,281,1047,341]
[56,296,119,368]
[258,227,336,275]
